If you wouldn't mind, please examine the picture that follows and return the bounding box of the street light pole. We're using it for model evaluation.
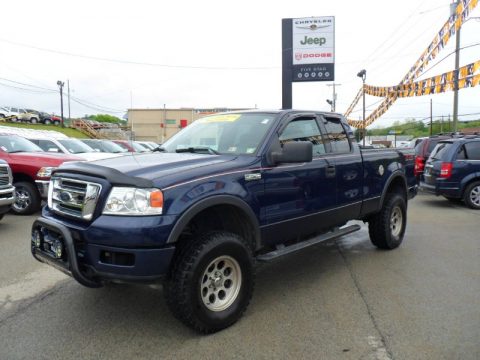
[57,81,65,128]
[357,69,367,146]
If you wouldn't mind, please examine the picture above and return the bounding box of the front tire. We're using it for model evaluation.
[165,231,254,333]
[30,117,38,124]
[464,181,480,210]
[368,193,407,249]
[12,181,41,215]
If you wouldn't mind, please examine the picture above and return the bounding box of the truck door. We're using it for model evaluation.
[261,114,337,245]
[320,116,363,223]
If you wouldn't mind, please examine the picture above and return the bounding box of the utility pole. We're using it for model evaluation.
[163,104,167,142]
[56,81,65,128]
[67,80,71,124]
[451,1,461,132]
[326,83,341,112]
[430,99,433,136]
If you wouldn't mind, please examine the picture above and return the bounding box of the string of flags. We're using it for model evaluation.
[345,0,478,128]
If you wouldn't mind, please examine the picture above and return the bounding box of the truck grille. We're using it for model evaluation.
[0,165,12,187]
[49,177,102,220]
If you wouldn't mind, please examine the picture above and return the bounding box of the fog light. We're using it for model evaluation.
[32,230,42,248]
[53,242,63,258]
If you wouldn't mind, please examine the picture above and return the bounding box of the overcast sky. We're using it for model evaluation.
[1,0,479,128]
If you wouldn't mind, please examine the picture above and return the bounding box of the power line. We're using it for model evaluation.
[0,38,278,70]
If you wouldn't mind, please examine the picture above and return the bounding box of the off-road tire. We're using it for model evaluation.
[368,193,407,249]
[12,181,41,215]
[165,231,254,334]
[463,181,480,210]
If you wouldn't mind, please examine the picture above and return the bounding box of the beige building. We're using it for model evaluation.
[127,108,250,143]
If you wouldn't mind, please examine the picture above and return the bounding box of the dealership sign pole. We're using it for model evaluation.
[282,16,335,109]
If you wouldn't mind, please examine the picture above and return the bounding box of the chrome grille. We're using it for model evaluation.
[0,165,12,187]
[49,177,102,220]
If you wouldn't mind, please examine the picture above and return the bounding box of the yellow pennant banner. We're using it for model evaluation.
[364,60,480,97]
[345,0,478,126]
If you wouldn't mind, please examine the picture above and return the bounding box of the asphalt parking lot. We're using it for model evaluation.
[0,193,479,360]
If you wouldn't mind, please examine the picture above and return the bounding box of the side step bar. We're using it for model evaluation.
[256,224,361,262]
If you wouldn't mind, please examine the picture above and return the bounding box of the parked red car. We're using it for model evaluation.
[0,134,82,214]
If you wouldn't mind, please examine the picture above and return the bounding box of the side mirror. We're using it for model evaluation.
[271,141,313,165]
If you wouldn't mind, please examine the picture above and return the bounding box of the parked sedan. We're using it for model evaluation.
[27,137,121,161]
[80,139,128,154]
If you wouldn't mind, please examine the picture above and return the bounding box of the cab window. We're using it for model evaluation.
[279,118,326,156]
[322,117,351,153]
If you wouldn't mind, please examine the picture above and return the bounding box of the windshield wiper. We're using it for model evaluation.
[175,147,219,155]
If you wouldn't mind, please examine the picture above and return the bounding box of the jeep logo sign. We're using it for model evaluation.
[299,36,327,46]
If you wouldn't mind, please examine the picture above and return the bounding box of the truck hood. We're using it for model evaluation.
[75,152,123,162]
[56,152,242,186]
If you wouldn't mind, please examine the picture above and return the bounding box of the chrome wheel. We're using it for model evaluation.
[14,188,31,211]
[469,185,480,207]
[390,206,403,237]
[200,255,242,312]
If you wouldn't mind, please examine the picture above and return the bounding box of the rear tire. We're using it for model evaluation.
[463,181,480,210]
[30,118,38,124]
[165,231,254,333]
[12,181,41,215]
[368,193,407,249]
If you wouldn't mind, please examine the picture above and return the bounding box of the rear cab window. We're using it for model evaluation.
[322,117,351,153]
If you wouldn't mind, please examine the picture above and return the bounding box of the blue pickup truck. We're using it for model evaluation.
[31,110,417,333]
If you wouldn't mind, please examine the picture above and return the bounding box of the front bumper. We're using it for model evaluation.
[35,180,49,198]
[0,185,15,210]
[31,217,176,287]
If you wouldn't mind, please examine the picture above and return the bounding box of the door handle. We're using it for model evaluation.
[326,165,336,177]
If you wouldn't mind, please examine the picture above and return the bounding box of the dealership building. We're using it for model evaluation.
[127,107,250,143]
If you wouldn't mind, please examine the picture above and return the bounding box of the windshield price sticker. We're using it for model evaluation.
[199,114,241,123]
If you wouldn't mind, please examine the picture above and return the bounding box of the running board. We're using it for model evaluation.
[256,224,361,262]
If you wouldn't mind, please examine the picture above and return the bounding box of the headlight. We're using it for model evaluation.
[103,187,163,216]
[37,167,57,178]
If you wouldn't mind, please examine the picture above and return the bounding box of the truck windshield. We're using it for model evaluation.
[0,136,43,153]
[162,113,276,155]
[58,139,95,154]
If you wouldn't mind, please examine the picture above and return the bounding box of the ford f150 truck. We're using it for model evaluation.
[31,110,417,333]
[0,160,15,221]
[0,134,83,215]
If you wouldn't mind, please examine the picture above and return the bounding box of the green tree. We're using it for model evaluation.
[86,114,123,123]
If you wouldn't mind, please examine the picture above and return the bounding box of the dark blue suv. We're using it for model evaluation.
[421,137,480,209]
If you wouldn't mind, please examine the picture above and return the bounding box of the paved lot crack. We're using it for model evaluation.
[336,241,394,360]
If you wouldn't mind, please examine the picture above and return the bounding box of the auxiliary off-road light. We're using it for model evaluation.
[52,241,63,259]
[32,230,42,248]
